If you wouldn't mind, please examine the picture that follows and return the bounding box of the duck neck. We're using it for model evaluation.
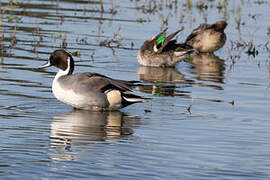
[55,56,74,79]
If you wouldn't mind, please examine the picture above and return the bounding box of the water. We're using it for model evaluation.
[0,0,270,179]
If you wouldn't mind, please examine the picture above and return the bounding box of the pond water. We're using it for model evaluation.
[0,0,270,179]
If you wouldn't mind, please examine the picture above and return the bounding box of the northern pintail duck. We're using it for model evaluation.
[138,27,196,67]
[39,50,149,111]
[185,21,227,53]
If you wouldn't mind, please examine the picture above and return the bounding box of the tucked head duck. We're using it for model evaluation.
[138,27,196,67]
[185,20,227,53]
[39,50,149,111]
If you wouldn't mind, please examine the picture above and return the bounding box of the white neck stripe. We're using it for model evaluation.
[55,56,71,79]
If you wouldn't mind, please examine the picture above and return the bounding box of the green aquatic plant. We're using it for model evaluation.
[99,27,123,48]
[155,82,164,87]
[184,0,193,10]
[1,0,22,23]
[57,33,62,40]
[8,0,20,9]
[6,15,22,23]
[71,51,81,57]
[254,0,265,4]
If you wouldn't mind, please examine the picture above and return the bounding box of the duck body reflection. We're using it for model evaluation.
[137,66,186,83]
[188,53,225,84]
[137,66,192,97]
[50,110,141,148]
[136,53,226,96]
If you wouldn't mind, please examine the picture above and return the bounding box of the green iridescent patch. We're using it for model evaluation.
[156,34,165,45]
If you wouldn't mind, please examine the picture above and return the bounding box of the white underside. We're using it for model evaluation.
[52,72,87,109]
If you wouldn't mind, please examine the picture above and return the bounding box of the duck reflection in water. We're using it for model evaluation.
[50,110,141,154]
[137,66,192,97]
[187,53,225,90]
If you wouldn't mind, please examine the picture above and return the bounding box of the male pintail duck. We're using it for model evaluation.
[185,21,227,53]
[39,50,149,111]
[138,27,196,67]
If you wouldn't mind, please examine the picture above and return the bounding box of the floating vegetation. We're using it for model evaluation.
[229,100,235,106]
[99,27,123,48]
[0,0,268,67]
[135,1,158,14]
[61,33,67,49]
[266,40,270,52]
[57,33,62,40]
[0,30,5,59]
[187,103,192,114]
[6,15,22,23]
[70,51,81,57]
[10,26,17,46]
[254,0,266,5]
[196,1,208,10]
[144,109,151,113]
[1,0,22,23]
[246,43,259,57]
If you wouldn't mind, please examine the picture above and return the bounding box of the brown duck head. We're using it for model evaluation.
[212,21,227,32]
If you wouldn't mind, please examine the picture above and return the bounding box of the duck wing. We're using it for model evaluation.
[185,23,211,44]
[162,40,193,52]
[80,72,134,93]
[152,28,168,42]
[81,73,150,107]
[156,27,184,53]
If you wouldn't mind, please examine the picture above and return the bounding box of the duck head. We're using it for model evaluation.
[39,50,74,75]
[140,27,184,54]
[212,21,227,32]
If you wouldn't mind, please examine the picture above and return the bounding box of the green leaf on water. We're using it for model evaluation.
[155,82,164,87]
[72,51,81,57]
[57,33,62,39]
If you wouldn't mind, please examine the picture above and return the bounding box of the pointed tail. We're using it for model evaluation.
[121,92,151,107]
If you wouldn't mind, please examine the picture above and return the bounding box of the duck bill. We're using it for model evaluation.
[39,61,52,69]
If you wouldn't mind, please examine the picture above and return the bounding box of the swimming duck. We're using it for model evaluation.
[185,21,227,53]
[39,50,149,111]
[138,27,196,67]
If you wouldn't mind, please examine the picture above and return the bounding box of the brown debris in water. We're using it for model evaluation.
[99,27,123,48]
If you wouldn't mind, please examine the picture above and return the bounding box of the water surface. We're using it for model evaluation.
[0,0,270,179]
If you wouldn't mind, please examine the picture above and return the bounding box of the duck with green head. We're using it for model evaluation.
[138,27,196,67]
